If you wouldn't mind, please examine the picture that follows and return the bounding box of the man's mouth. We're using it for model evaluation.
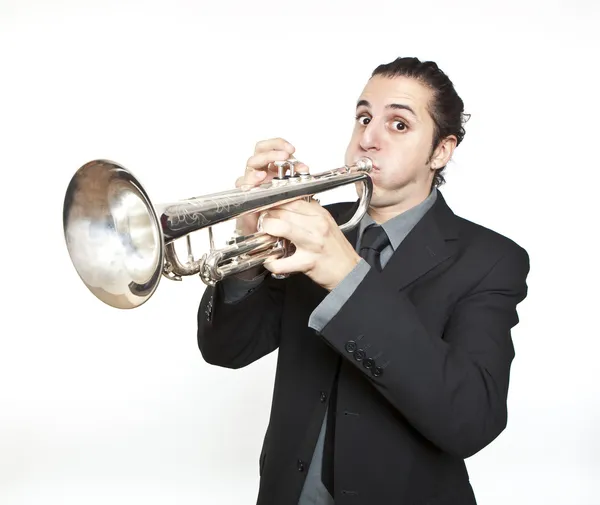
[353,157,379,173]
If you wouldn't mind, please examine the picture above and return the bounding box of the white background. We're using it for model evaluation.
[1,0,598,503]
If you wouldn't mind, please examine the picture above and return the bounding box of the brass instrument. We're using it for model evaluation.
[62,157,373,309]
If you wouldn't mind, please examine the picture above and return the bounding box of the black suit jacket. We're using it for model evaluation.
[197,191,530,505]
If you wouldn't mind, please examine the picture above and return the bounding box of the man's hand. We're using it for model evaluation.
[235,138,308,237]
[231,137,308,280]
[259,199,362,291]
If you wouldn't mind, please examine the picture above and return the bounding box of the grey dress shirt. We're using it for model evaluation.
[219,188,438,504]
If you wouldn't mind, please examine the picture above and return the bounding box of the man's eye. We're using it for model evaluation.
[356,115,370,125]
[393,120,407,131]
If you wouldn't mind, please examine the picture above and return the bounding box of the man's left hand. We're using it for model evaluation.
[259,199,362,291]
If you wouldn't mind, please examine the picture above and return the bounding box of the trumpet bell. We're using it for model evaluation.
[63,160,165,309]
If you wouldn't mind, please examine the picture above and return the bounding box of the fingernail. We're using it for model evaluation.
[257,211,268,232]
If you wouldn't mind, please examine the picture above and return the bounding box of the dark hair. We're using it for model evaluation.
[371,57,470,188]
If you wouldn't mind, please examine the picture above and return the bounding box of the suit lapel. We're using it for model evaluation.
[385,191,459,291]
[336,191,460,292]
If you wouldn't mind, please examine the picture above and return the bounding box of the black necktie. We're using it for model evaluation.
[359,224,390,271]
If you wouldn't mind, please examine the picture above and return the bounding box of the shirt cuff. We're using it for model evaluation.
[308,259,371,332]
[220,271,268,304]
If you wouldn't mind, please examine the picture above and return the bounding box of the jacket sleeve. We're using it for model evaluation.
[318,244,530,459]
[219,271,268,303]
[308,259,371,332]
[197,272,285,369]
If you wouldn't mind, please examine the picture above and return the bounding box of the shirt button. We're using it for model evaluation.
[297,459,305,472]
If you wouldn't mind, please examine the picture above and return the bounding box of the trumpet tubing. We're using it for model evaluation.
[63,157,373,309]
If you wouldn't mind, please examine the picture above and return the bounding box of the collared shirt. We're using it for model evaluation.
[219,188,439,504]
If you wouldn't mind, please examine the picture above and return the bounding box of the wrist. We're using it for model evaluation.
[325,252,362,291]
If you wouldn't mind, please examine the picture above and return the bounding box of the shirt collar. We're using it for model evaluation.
[357,188,438,251]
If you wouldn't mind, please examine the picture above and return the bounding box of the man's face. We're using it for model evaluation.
[345,75,439,209]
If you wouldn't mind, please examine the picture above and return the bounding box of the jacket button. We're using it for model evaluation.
[320,391,327,402]
[297,459,305,472]
[345,341,357,353]
[372,366,383,377]
[363,358,375,369]
[353,349,366,361]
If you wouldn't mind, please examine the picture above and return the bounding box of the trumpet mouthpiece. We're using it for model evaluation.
[355,157,373,172]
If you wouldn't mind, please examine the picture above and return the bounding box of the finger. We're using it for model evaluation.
[254,138,295,155]
[264,208,322,229]
[265,206,331,240]
[246,150,293,172]
[264,254,310,275]
[293,162,310,175]
[261,216,324,251]
[236,161,312,191]
[271,198,325,215]
[238,151,290,189]
[236,169,267,189]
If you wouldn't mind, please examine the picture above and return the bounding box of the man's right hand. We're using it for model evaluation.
[234,138,308,237]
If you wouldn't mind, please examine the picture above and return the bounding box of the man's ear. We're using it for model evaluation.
[430,135,457,170]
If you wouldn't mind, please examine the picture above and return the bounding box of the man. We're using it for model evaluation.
[197,56,530,505]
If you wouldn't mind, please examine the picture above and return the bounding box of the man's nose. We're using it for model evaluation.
[359,120,381,151]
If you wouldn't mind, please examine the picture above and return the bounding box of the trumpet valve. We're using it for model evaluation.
[274,157,301,179]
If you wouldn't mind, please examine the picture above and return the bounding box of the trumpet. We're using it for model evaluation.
[62,156,373,309]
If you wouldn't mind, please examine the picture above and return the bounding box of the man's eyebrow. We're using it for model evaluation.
[356,99,417,118]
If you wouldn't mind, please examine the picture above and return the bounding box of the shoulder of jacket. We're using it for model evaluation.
[454,214,528,261]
